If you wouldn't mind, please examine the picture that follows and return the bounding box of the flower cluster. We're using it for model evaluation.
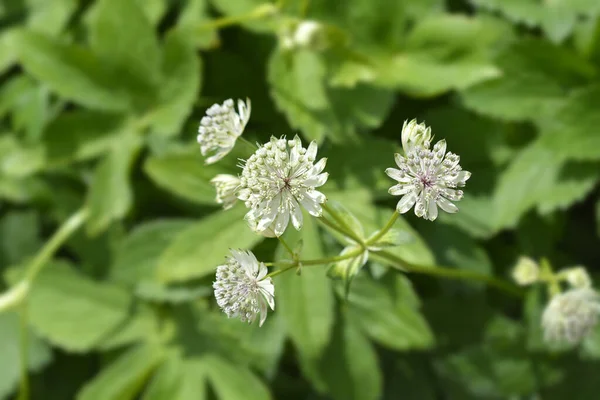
[237,136,328,237]
[542,288,600,345]
[198,100,471,327]
[213,250,275,327]
[197,98,251,164]
[386,120,471,221]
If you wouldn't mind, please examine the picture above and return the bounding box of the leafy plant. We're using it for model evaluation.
[1,0,600,399]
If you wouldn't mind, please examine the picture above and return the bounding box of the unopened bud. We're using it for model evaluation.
[511,256,539,286]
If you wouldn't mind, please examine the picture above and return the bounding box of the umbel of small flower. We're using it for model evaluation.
[197,98,251,164]
[237,135,328,237]
[213,249,275,326]
[386,120,471,221]
[211,174,240,210]
[542,288,600,345]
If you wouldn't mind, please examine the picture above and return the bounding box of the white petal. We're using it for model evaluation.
[454,170,471,185]
[306,190,326,203]
[396,192,418,214]
[273,208,290,236]
[437,197,458,213]
[257,262,268,280]
[389,183,413,196]
[433,139,446,157]
[205,149,229,165]
[386,168,408,182]
[300,195,322,217]
[394,153,407,168]
[258,299,268,327]
[306,141,318,160]
[311,158,327,175]
[427,199,438,221]
[304,172,328,187]
[291,200,304,230]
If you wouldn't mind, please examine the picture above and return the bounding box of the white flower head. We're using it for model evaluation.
[562,266,592,289]
[213,249,275,327]
[542,288,600,345]
[386,137,471,221]
[211,174,240,210]
[512,256,540,286]
[401,119,432,153]
[197,98,251,164]
[237,135,328,236]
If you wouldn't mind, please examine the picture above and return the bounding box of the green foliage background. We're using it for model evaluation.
[1,0,600,398]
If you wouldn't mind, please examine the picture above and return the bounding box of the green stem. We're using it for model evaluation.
[277,236,295,258]
[320,203,364,245]
[265,248,363,278]
[25,208,88,282]
[366,211,399,245]
[195,4,277,32]
[373,250,523,298]
[16,208,88,400]
[17,301,29,400]
[539,258,561,297]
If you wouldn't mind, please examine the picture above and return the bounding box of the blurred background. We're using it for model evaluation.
[1,0,600,399]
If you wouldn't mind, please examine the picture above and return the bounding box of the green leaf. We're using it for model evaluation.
[135,282,211,304]
[86,132,142,235]
[201,355,272,400]
[15,30,131,111]
[470,0,600,43]
[538,85,600,161]
[135,0,168,26]
[99,304,161,351]
[147,30,202,137]
[77,344,165,400]
[319,317,382,400]
[176,0,218,49]
[5,262,132,352]
[0,210,40,266]
[110,219,193,285]
[43,110,125,165]
[347,274,434,350]
[331,15,504,96]
[460,39,595,123]
[144,146,240,205]
[157,207,263,282]
[0,29,19,75]
[26,0,77,35]
[88,0,161,90]
[0,312,52,400]
[143,353,210,400]
[276,216,334,390]
[491,140,600,230]
[268,48,394,142]
[0,75,49,143]
[0,136,45,179]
